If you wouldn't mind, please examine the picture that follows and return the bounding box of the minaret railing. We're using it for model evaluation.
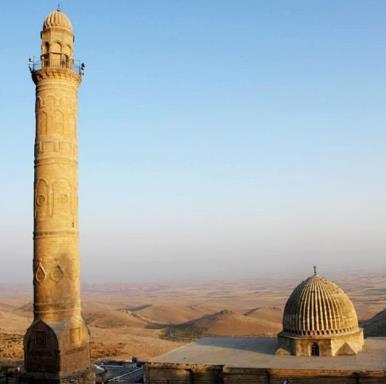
[28,55,85,76]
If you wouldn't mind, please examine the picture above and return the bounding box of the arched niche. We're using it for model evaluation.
[53,109,64,135]
[35,179,49,217]
[52,178,72,215]
[38,110,47,136]
[52,41,62,53]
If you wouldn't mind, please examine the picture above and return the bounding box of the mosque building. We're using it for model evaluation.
[145,270,386,383]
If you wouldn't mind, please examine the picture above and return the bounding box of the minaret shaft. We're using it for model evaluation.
[23,10,93,384]
[33,74,81,322]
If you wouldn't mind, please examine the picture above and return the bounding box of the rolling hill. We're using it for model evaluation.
[363,309,386,337]
[164,309,281,341]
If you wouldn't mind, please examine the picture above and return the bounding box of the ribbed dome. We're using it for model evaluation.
[43,10,72,31]
[282,274,359,337]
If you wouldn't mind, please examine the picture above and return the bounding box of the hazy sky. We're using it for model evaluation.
[1,0,386,283]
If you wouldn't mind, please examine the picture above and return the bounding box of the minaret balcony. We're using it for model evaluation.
[29,54,84,76]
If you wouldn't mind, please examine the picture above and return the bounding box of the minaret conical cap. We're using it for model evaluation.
[43,10,72,31]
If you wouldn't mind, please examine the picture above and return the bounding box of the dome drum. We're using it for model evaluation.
[277,328,364,357]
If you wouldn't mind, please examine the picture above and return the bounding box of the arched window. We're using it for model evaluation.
[311,343,320,356]
[63,44,72,57]
[53,110,64,135]
[53,42,62,53]
[61,54,69,68]
[38,111,47,136]
[43,53,49,67]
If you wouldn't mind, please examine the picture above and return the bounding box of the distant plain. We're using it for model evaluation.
[1,272,386,364]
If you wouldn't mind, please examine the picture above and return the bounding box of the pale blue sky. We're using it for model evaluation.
[1,1,386,283]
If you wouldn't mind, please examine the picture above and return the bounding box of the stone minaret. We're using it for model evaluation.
[24,10,93,384]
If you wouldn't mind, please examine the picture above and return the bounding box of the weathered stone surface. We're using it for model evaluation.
[23,10,93,384]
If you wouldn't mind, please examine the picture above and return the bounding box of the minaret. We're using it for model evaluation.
[24,10,92,384]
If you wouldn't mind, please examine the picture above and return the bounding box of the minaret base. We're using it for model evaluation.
[23,319,93,384]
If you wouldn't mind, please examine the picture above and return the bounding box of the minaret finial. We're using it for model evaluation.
[313,265,317,276]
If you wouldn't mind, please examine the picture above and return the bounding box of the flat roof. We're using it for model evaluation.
[150,337,386,371]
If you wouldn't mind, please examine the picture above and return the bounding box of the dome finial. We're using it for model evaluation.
[313,265,317,276]
[57,2,61,11]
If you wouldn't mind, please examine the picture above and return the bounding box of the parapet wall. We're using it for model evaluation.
[145,362,386,384]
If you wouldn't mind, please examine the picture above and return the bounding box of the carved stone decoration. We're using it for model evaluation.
[35,263,46,283]
[45,95,56,109]
[69,114,77,138]
[36,96,43,111]
[53,109,64,136]
[38,111,48,136]
[35,179,49,218]
[52,178,72,215]
[50,265,64,282]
